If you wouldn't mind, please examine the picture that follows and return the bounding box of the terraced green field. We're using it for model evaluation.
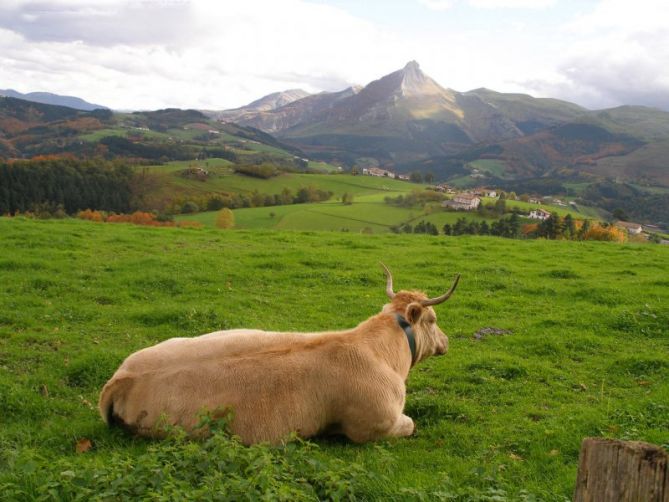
[1,218,667,500]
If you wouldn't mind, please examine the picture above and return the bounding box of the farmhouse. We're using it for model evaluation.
[614,221,643,235]
[366,167,394,177]
[529,208,551,220]
[443,193,481,211]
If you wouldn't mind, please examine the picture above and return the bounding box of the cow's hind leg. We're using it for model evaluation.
[342,413,414,443]
[386,414,414,438]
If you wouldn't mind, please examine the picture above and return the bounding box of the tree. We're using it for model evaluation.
[215,208,235,229]
[538,212,562,239]
[181,201,199,214]
[442,223,452,235]
[479,220,490,235]
[507,212,521,238]
[578,219,591,240]
[414,221,426,234]
[453,217,468,235]
[410,171,423,183]
[342,192,354,205]
[424,172,435,184]
[279,188,294,205]
[466,220,480,235]
[206,196,225,211]
[612,208,628,221]
[494,198,506,215]
[563,214,576,239]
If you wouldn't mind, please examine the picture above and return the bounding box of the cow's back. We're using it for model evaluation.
[100,328,391,443]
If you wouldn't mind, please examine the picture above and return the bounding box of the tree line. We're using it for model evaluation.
[177,186,333,214]
[0,158,133,215]
[390,212,628,242]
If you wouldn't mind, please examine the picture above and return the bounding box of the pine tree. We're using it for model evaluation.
[578,219,591,240]
[563,214,576,239]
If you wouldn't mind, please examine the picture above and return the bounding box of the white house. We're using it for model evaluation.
[528,208,551,220]
[615,221,643,235]
[443,193,481,211]
[367,167,394,177]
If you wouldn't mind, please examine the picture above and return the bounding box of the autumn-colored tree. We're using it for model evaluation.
[216,208,235,229]
[521,223,539,237]
[583,224,626,242]
[77,209,105,222]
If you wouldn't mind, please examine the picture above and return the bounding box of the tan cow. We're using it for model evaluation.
[98,265,460,445]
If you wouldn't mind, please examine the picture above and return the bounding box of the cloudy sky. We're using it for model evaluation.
[1,0,668,111]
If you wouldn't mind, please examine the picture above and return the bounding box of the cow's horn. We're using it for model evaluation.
[380,262,395,299]
[421,274,461,307]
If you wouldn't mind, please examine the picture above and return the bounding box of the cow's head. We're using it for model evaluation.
[381,264,460,364]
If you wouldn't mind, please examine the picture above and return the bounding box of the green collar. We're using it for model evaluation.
[395,314,417,365]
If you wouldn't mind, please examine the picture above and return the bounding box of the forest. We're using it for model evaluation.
[0,158,133,215]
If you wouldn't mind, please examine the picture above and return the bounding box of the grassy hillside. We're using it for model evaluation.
[1,218,667,499]
[178,192,599,233]
[140,165,418,211]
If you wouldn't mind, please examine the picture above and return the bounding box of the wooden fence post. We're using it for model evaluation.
[574,437,669,501]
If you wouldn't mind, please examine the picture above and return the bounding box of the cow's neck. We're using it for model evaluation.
[395,314,417,366]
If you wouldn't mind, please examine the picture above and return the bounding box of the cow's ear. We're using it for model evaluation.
[405,302,424,325]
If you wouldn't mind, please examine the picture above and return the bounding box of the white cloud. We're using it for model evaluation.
[468,0,556,9]
[418,0,454,11]
[523,0,669,109]
[1,0,668,112]
[0,0,415,109]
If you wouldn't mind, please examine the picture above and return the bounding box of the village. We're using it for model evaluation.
[361,165,651,239]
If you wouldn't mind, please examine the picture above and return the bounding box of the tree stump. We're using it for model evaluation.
[574,438,669,501]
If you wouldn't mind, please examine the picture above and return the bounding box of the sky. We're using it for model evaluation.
[1,0,668,111]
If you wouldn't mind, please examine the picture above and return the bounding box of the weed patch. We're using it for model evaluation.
[0,420,385,501]
[544,269,581,279]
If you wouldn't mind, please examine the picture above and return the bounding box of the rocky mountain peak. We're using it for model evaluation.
[397,60,448,98]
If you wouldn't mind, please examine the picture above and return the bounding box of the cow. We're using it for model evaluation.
[98,264,460,445]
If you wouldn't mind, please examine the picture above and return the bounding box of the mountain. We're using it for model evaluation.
[0,89,108,111]
[0,97,303,162]
[216,62,588,164]
[0,96,112,157]
[213,86,360,134]
[214,62,669,189]
[213,89,311,124]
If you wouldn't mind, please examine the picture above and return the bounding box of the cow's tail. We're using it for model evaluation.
[98,375,133,427]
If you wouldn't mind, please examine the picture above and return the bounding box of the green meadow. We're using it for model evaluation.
[142,163,415,207]
[0,218,667,500]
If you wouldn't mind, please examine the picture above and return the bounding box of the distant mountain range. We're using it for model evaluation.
[0,89,108,111]
[0,96,301,162]
[210,61,669,187]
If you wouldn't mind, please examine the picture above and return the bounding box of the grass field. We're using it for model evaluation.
[467,160,510,179]
[143,165,420,210]
[178,195,593,234]
[0,217,667,499]
[480,197,604,220]
[177,200,500,233]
